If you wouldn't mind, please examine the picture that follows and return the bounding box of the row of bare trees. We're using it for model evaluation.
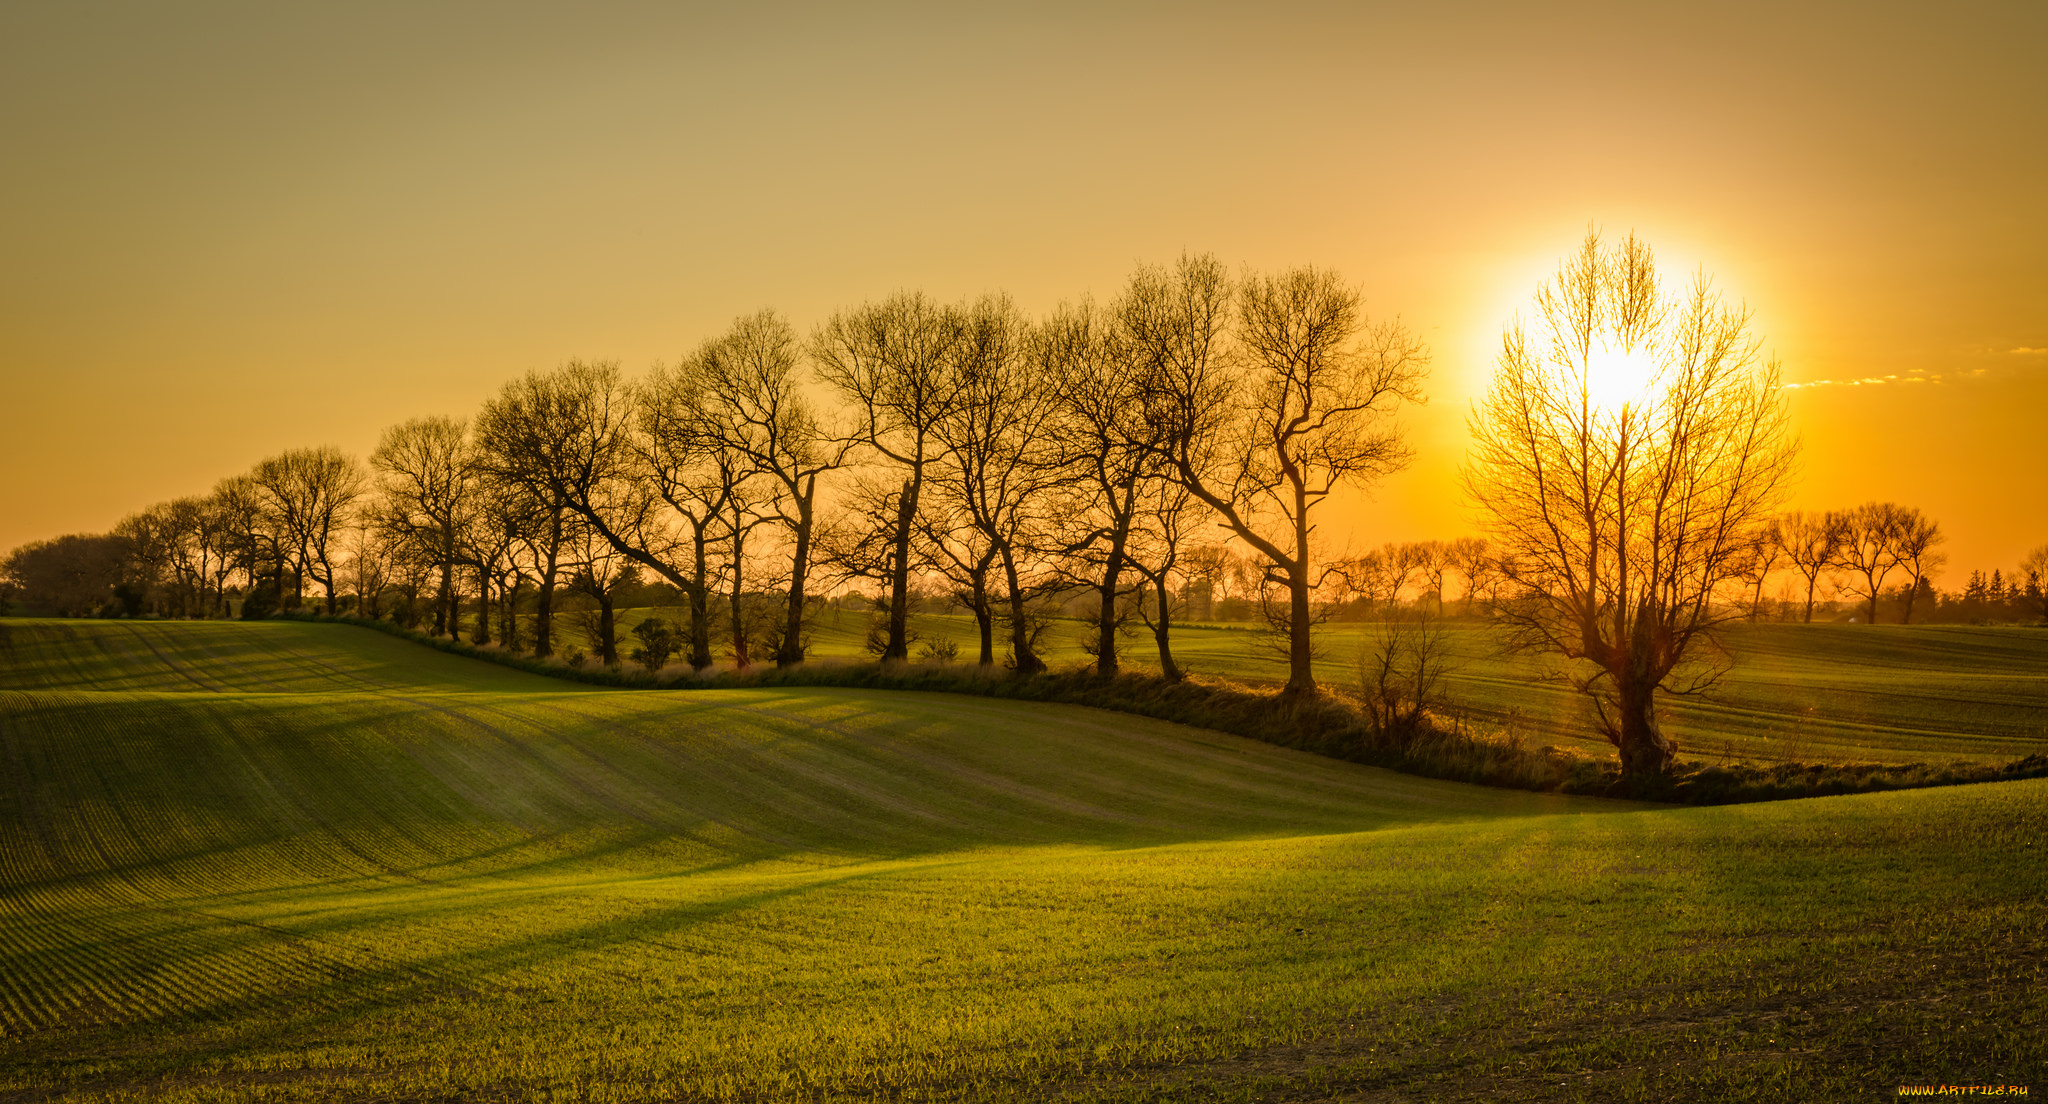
[6,233,2035,783]
[1767,503,1946,624]
[5,255,1434,694]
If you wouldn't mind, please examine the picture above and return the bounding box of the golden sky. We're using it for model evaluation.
[4,1,2043,578]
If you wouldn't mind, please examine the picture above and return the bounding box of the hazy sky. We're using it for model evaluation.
[4,1,2043,579]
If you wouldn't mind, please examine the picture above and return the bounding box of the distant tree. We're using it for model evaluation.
[1411,540,1453,613]
[1126,474,1204,680]
[342,525,392,620]
[470,424,574,659]
[371,416,474,636]
[1179,544,1235,622]
[252,446,366,615]
[1777,510,1845,623]
[477,360,718,668]
[1137,254,1429,695]
[209,474,280,619]
[0,533,126,616]
[1835,502,1910,624]
[2020,545,2048,621]
[112,506,177,615]
[1737,518,1788,622]
[916,496,1001,664]
[1446,536,1495,617]
[562,516,637,666]
[1465,231,1795,778]
[1893,509,1945,625]
[1343,542,1423,618]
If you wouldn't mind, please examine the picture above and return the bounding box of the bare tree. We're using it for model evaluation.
[252,446,367,615]
[1446,536,1494,617]
[1126,474,1205,680]
[1894,508,1945,625]
[812,292,963,662]
[1465,230,1796,778]
[1836,501,1909,624]
[2022,544,2048,622]
[210,473,284,619]
[1179,544,1234,621]
[1411,540,1453,613]
[1137,255,1429,695]
[691,310,852,666]
[1343,542,1423,617]
[371,416,474,636]
[477,360,720,666]
[343,524,392,620]
[917,496,1002,664]
[1737,518,1788,622]
[1778,509,1844,623]
[928,295,1067,673]
[1038,296,1158,675]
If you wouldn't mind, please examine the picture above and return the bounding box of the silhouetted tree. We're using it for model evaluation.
[1836,502,1910,624]
[0,534,126,616]
[371,416,473,636]
[1894,509,1945,625]
[252,446,366,615]
[1465,231,1795,778]
[691,310,852,666]
[1778,509,1844,623]
[929,295,1065,673]
[1138,254,1429,695]
[812,292,963,662]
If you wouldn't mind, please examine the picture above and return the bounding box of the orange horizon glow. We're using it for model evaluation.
[2,4,2043,581]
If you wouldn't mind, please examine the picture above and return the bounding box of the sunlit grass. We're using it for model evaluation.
[3,619,2042,1099]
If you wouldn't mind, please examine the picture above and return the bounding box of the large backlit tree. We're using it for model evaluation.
[1465,231,1796,778]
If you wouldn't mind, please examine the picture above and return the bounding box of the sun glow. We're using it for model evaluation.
[1584,342,1658,413]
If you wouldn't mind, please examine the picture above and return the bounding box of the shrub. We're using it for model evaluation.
[629,618,679,672]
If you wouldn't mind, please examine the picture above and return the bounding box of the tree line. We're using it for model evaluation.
[5,238,2039,778]
[2,257,1430,693]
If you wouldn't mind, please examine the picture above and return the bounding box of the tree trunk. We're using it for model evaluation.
[534,511,562,658]
[1093,528,1128,677]
[596,593,617,665]
[1611,671,1676,778]
[1000,546,1042,674]
[471,570,491,645]
[688,524,714,670]
[1151,574,1182,682]
[971,577,995,667]
[1283,483,1315,695]
[777,486,814,667]
[884,475,917,662]
[729,530,751,668]
[502,572,522,653]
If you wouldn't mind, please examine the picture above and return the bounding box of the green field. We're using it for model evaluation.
[3,619,2043,1100]
[590,607,2048,767]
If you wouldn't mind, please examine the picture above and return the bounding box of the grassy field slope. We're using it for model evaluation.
[0,619,574,694]
[660,609,2048,765]
[3,619,2042,1101]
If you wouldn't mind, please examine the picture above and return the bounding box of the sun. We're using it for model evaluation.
[1583,341,1658,413]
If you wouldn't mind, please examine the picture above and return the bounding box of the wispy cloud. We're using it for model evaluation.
[1784,370,1941,391]
[2011,347,2048,356]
